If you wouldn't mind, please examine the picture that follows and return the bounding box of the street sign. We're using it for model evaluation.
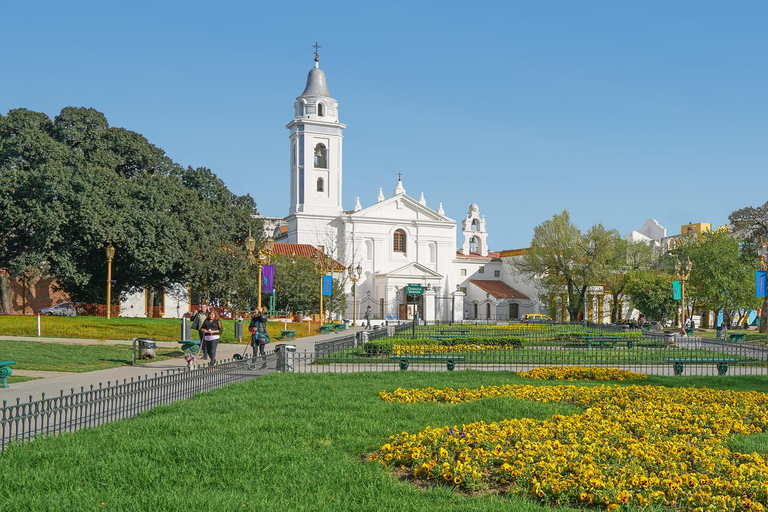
[405,284,423,295]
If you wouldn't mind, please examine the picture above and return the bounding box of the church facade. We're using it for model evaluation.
[271,50,544,323]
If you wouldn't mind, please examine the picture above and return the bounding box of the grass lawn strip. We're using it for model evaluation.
[0,339,183,372]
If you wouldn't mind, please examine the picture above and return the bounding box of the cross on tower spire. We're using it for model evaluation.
[397,171,403,181]
[312,41,321,63]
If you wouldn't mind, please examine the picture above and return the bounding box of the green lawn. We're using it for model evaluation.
[0,371,766,511]
[0,340,183,372]
[0,315,313,343]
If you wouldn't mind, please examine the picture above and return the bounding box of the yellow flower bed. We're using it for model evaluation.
[372,384,768,511]
[518,366,647,381]
[392,344,516,355]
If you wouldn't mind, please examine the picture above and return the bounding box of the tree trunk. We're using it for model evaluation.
[0,273,12,314]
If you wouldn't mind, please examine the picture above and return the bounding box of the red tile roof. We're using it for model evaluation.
[469,279,529,300]
[271,243,345,271]
[455,250,501,260]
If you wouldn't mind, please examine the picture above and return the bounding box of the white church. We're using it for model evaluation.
[266,49,544,323]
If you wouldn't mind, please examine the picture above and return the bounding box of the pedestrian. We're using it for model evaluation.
[191,304,210,360]
[249,306,270,369]
[364,306,372,329]
[201,310,222,367]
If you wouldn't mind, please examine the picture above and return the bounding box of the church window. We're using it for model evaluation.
[470,237,478,253]
[318,103,325,117]
[292,143,296,165]
[317,177,324,192]
[494,270,500,277]
[460,269,467,276]
[393,229,406,253]
[479,266,484,274]
[314,144,327,168]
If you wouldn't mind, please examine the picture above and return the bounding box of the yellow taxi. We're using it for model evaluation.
[522,314,553,323]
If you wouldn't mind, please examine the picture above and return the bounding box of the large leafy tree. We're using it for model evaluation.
[729,201,768,334]
[0,107,262,313]
[625,270,678,323]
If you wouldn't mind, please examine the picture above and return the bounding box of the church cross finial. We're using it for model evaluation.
[312,42,321,63]
[397,171,402,181]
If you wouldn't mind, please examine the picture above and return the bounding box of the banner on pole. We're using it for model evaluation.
[673,280,682,300]
[757,270,767,298]
[322,275,333,296]
[262,265,274,293]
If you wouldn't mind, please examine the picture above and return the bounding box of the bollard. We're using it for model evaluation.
[181,318,192,341]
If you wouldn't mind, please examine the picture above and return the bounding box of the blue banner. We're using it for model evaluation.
[672,280,682,300]
[262,265,274,293]
[322,275,333,296]
[757,270,767,298]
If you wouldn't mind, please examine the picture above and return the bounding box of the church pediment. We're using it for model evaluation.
[373,261,443,279]
[350,194,453,223]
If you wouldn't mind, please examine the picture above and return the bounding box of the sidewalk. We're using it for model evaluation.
[0,327,364,405]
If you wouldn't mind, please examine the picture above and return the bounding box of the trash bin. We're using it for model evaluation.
[137,338,157,360]
[181,318,192,341]
[663,332,675,346]
[716,326,724,340]
[234,318,243,339]
[275,344,296,372]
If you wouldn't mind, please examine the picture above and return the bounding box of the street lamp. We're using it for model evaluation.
[348,263,363,326]
[246,229,274,310]
[312,246,329,324]
[675,258,692,328]
[106,244,115,320]
[758,241,768,343]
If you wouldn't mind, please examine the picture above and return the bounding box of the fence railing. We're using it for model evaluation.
[0,355,277,452]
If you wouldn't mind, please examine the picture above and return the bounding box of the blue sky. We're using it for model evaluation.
[2,1,766,250]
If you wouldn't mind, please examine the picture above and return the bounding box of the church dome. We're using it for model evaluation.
[300,67,330,98]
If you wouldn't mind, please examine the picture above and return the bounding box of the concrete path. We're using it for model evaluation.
[1,327,364,404]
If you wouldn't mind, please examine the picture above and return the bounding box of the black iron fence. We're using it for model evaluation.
[1,355,277,452]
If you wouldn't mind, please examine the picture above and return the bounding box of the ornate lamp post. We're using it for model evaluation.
[758,241,767,342]
[245,230,274,310]
[106,244,115,319]
[675,258,692,328]
[312,245,330,324]
[348,263,363,326]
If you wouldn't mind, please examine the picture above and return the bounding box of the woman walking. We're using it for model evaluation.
[201,309,223,367]
[249,306,270,369]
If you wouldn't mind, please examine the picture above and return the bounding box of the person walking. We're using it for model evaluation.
[191,304,210,360]
[249,306,270,369]
[201,309,222,367]
[364,306,372,329]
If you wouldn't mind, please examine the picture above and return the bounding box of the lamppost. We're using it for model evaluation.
[312,245,330,324]
[348,263,363,326]
[245,230,275,310]
[675,258,692,328]
[106,244,115,319]
[758,241,768,342]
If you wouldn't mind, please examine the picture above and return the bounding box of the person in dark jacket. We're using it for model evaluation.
[249,307,270,369]
[200,310,222,367]
[190,304,210,359]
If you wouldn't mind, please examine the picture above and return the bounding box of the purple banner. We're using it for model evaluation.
[262,265,274,293]
[757,270,767,298]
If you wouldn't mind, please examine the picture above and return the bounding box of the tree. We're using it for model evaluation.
[625,270,678,323]
[729,201,768,334]
[272,255,319,314]
[515,210,601,321]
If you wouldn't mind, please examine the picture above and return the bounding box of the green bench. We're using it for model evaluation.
[728,333,746,343]
[389,355,466,371]
[583,337,634,349]
[281,330,297,340]
[666,358,739,376]
[0,360,17,388]
[318,324,333,334]
[332,323,345,333]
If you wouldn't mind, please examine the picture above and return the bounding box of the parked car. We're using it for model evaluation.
[38,302,77,316]
[523,314,553,323]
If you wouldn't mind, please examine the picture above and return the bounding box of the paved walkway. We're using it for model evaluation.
[1,327,365,404]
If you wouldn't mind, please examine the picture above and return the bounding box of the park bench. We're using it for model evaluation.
[389,355,466,371]
[665,358,739,376]
[332,323,345,333]
[0,360,16,388]
[318,324,333,334]
[728,333,746,343]
[280,330,297,340]
[583,336,635,349]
